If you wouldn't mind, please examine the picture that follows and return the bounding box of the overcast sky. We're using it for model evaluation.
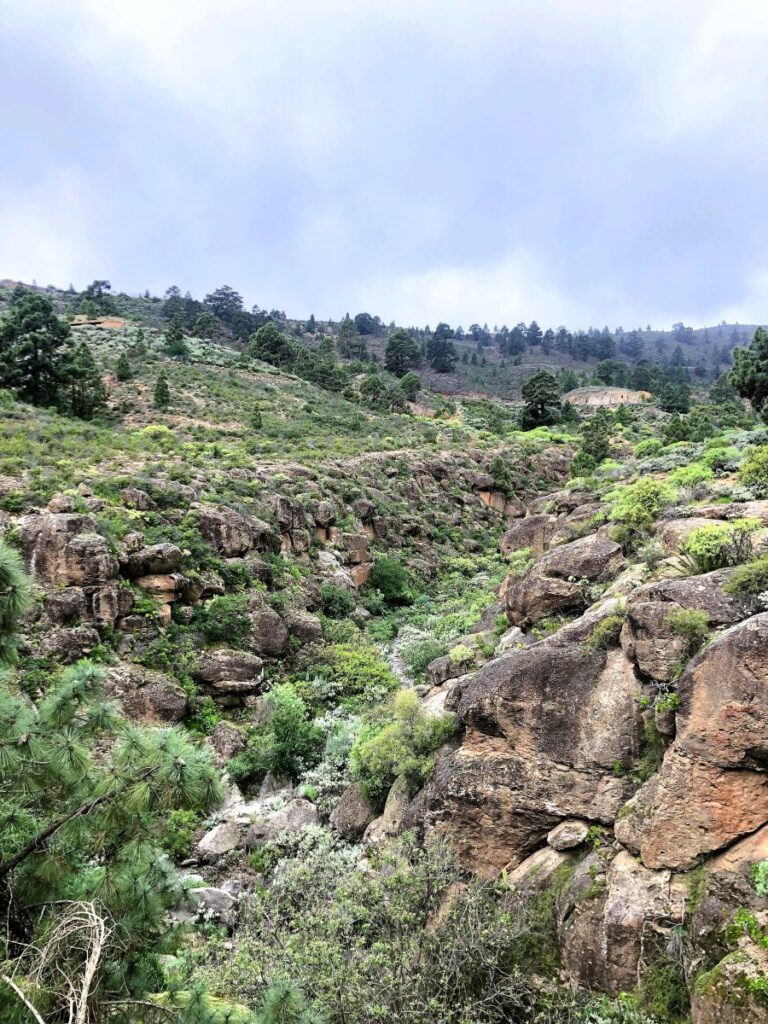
[3,1,767,330]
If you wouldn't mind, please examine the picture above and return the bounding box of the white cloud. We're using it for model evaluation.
[0,171,97,289]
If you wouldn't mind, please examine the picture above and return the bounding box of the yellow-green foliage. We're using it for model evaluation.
[610,479,675,529]
[740,446,768,497]
[681,518,760,573]
[350,689,457,806]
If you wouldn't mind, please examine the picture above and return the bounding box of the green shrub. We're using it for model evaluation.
[669,462,714,488]
[401,637,448,678]
[367,557,412,607]
[585,613,625,650]
[739,446,768,496]
[667,608,709,654]
[725,553,768,596]
[228,684,324,786]
[610,479,675,530]
[635,438,663,458]
[159,808,201,859]
[680,518,760,573]
[319,582,357,619]
[350,689,457,807]
[751,860,768,897]
[195,593,250,645]
[316,643,400,705]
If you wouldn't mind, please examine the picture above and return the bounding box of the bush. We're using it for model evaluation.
[228,684,324,786]
[401,637,448,678]
[668,463,714,489]
[316,643,400,705]
[159,808,201,859]
[739,446,768,497]
[667,608,709,654]
[320,582,357,619]
[367,557,412,607]
[585,613,625,650]
[195,593,250,645]
[680,518,760,573]
[610,479,675,530]
[350,689,457,807]
[635,438,663,458]
[724,553,768,596]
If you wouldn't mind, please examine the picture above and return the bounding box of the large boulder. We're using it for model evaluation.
[500,515,556,558]
[505,535,624,627]
[621,569,746,683]
[245,798,319,848]
[197,506,276,557]
[21,513,118,588]
[405,642,640,876]
[560,849,686,996]
[193,649,265,695]
[616,613,768,870]
[121,542,183,577]
[105,664,189,723]
[692,944,768,1024]
[246,598,289,656]
[330,783,377,841]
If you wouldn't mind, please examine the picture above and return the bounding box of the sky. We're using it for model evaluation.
[2,0,768,330]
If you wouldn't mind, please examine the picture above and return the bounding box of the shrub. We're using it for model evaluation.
[367,557,412,606]
[751,860,768,897]
[350,689,457,807]
[159,808,201,859]
[635,438,663,458]
[610,479,675,530]
[228,684,324,786]
[667,608,709,653]
[585,613,625,650]
[319,582,357,619]
[316,643,400,705]
[680,518,760,573]
[401,637,448,678]
[195,593,250,645]
[724,553,768,596]
[668,463,714,489]
[739,446,768,497]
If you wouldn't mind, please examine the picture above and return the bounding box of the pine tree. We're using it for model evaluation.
[384,330,420,376]
[164,316,189,358]
[731,327,768,420]
[0,291,73,407]
[64,342,108,420]
[0,551,223,1021]
[154,371,170,410]
[116,350,132,381]
[520,370,561,428]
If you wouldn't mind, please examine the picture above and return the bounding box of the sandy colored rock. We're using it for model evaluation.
[330,783,377,841]
[616,613,768,869]
[500,514,556,558]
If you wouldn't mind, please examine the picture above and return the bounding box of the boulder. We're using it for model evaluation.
[616,614,768,870]
[197,507,275,557]
[561,850,686,996]
[120,487,156,511]
[39,626,100,663]
[193,649,264,687]
[285,609,323,642]
[405,643,640,876]
[189,886,238,928]
[210,721,248,762]
[330,783,377,841]
[500,515,556,558]
[105,664,189,723]
[364,776,411,848]
[656,517,729,553]
[121,543,183,577]
[547,819,590,851]
[246,599,289,656]
[21,513,118,588]
[245,799,319,848]
[196,821,242,860]
[692,944,768,1024]
[505,535,625,627]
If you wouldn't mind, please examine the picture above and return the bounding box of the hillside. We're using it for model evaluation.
[2,282,768,1024]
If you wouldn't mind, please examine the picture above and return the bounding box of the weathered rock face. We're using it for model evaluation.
[105,664,189,723]
[405,642,640,876]
[560,850,686,996]
[616,613,768,870]
[121,543,183,577]
[621,569,746,683]
[505,535,625,626]
[246,598,289,656]
[193,649,265,694]
[500,515,556,558]
[21,513,118,588]
[197,506,276,557]
[245,798,319,848]
[691,944,768,1024]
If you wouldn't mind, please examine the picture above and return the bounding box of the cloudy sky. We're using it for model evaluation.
[3,1,767,329]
